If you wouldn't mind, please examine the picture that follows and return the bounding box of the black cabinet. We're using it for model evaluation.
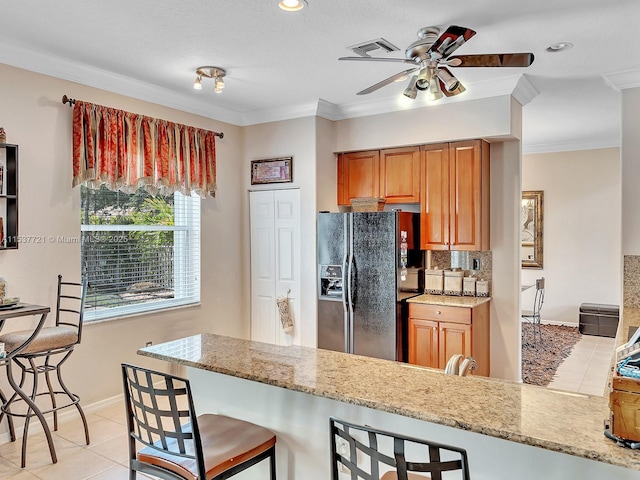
[0,144,18,249]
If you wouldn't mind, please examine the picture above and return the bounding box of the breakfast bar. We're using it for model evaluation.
[138,333,640,480]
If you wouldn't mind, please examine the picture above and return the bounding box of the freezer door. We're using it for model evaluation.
[350,212,398,360]
[317,213,349,353]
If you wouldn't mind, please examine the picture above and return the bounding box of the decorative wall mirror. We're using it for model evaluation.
[521,190,543,269]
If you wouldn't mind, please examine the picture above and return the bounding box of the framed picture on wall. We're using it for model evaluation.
[522,190,543,269]
[251,157,293,185]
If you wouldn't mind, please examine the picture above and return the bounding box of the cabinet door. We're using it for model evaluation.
[438,321,472,369]
[337,151,380,205]
[420,143,450,250]
[449,140,490,251]
[408,318,439,368]
[380,146,420,204]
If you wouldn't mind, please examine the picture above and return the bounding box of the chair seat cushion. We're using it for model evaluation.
[0,326,78,355]
[138,414,276,480]
[381,471,431,479]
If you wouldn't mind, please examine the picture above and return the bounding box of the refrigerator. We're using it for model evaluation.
[317,211,422,361]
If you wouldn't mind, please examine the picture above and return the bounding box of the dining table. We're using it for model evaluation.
[0,303,56,467]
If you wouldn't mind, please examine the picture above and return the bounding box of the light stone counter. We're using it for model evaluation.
[407,293,491,307]
[139,333,640,474]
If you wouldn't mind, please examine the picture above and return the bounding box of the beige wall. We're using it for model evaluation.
[522,148,621,323]
[0,64,246,419]
[622,87,640,257]
[243,117,318,348]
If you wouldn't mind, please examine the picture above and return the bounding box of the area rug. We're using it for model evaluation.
[521,323,581,386]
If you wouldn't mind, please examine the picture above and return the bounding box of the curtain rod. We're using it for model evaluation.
[61,95,224,139]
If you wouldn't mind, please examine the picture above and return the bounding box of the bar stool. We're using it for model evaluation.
[522,277,545,348]
[330,417,470,479]
[0,275,88,467]
[122,363,277,479]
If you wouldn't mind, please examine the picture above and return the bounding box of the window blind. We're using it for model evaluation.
[80,186,200,321]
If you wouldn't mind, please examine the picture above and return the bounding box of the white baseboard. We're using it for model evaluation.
[0,392,124,445]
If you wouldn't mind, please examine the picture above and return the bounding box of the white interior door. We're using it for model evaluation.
[250,189,301,345]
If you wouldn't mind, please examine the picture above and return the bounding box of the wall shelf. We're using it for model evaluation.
[0,143,18,250]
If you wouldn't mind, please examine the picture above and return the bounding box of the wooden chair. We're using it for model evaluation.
[330,417,470,480]
[122,363,277,480]
[522,277,545,348]
[0,275,88,467]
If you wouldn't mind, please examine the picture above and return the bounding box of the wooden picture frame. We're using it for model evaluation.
[521,190,543,269]
[251,157,293,185]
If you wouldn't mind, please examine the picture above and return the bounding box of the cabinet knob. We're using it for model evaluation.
[436,310,441,315]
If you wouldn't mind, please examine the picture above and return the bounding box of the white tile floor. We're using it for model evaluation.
[547,334,616,396]
[0,402,156,480]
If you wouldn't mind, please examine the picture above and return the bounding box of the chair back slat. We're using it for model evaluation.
[55,274,87,344]
[330,417,470,480]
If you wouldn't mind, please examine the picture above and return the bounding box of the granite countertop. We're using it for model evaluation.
[407,293,491,307]
[138,333,640,471]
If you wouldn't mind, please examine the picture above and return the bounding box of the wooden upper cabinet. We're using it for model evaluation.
[379,146,420,203]
[337,146,420,206]
[337,150,380,205]
[420,140,490,251]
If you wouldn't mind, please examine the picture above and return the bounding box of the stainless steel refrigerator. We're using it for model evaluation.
[317,211,422,361]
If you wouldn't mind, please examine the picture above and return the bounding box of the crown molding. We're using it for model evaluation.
[0,43,244,125]
[603,69,640,91]
[523,136,620,155]
[511,74,539,106]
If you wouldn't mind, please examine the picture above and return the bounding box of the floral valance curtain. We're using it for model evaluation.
[72,100,217,197]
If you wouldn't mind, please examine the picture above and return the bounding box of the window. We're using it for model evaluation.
[80,186,200,321]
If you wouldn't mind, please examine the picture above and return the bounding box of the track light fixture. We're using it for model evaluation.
[194,66,227,94]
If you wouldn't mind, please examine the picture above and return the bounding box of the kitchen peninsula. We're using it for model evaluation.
[138,334,640,480]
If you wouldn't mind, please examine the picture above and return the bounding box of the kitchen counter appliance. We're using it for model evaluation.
[317,211,421,362]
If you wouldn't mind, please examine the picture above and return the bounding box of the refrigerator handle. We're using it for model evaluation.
[347,215,355,354]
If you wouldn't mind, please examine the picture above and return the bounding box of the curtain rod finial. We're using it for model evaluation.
[62,95,76,107]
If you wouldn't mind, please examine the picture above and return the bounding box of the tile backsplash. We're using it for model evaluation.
[428,251,493,295]
[624,255,640,308]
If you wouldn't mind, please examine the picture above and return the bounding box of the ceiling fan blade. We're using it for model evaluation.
[429,25,476,58]
[339,56,418,65]
[447,53,535,67]
[356,67,419,95]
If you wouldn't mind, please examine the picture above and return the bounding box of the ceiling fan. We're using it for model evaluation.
[339,25,534,100]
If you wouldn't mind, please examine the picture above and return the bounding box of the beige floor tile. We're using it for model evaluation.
[55,415,124,446]
[92,402,127,426]
[0,456,24,478]
[547,381,581,392]
[85,463,132,479]
[0,431,82,470]
[6,471,40,479]
[578,384,606,396]
[29,448,116,480]
[88,433,129,464]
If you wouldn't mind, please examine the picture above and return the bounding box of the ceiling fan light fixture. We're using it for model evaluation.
[403,75,419,99]
[193,75,202,90]
[415,67,432,91]
[436,68,460,92]
[278,0,307,11]
[428,77,443,101]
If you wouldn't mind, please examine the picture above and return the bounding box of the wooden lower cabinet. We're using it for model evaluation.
[408,302,490,376]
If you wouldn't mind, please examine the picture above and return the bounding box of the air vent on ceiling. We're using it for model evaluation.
[347,38,400,57]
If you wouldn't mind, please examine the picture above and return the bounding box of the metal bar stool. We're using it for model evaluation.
[0,275,88,467]
[521,277,545,348]
[122,363,277,479]
[330,417,471,479]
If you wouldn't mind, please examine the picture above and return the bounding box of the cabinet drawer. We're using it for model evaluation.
[409,303,471,324]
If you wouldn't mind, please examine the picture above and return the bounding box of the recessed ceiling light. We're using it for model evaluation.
[546,42,573,52]
[278,0,307,11]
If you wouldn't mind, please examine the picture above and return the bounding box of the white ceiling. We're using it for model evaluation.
[1,0,639,153]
